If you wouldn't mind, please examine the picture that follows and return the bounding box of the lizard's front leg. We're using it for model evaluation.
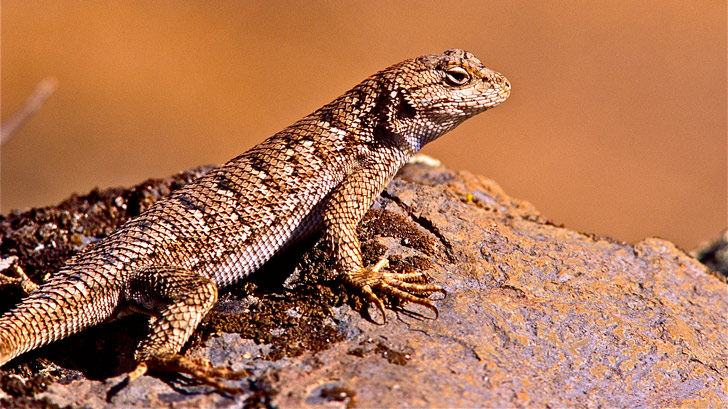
[323,162,445,322]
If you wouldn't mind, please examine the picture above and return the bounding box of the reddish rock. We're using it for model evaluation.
[1,162,725,408]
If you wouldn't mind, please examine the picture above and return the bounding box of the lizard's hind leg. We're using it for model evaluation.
[124,266,248,394]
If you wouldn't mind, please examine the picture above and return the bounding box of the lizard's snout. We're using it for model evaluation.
[483,69,511,103]
[490,71,510,92]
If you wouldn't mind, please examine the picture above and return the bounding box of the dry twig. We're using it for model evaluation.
[1,77,59,145]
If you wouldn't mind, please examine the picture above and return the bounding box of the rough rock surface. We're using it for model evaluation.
[0,162,725,409]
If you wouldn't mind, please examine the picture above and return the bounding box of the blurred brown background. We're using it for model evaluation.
[1,1,725,250]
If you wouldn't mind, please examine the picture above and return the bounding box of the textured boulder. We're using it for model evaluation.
[0,162,725,408]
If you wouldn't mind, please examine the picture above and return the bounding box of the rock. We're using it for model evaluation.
[0,162,725,408]
[692,229,728,281]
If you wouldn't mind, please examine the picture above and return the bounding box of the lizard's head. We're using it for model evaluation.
[387,49,510,146]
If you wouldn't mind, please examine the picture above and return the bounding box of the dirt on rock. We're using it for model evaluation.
[0,162,725,408]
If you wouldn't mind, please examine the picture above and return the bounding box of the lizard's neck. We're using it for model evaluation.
[311,71,464,156]
[372,85,465,154]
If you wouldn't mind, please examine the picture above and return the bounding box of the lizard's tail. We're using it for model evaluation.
[0,272,119,367]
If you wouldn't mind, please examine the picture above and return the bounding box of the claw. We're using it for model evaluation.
[380,280,440,319]
[132,353,249,395]
[370,297,388,325]
[382,278,443,294]
[359,284,388,324]
[344,258,444,323]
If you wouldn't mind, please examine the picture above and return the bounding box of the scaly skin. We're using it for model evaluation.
[0,49,510,391]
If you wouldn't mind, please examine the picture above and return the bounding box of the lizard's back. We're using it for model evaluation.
[121,113,359,288]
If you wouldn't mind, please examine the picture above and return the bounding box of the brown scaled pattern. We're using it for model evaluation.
[0,49,510,391]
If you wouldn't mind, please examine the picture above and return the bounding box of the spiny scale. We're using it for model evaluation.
[0,49,510,392]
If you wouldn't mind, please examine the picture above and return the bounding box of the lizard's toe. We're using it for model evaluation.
[344,259,445,322]
[145,353,249,394]
[378,273,442,319]
[358,284,388,324]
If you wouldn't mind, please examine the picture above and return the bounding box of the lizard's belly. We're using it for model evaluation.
[198,192,329,289]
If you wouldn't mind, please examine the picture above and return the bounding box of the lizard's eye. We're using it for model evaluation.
[444,66,470,86]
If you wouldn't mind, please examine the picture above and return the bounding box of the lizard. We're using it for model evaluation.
[0,49,510,392]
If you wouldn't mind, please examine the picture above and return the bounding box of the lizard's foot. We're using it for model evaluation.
[344,259,446,323]
[0,265,40,294]
[128,353,249,395]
